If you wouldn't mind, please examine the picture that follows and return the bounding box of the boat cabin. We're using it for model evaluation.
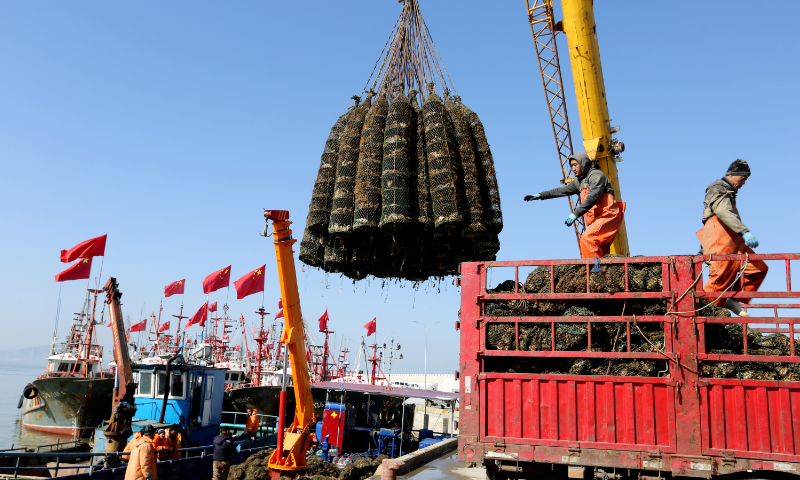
[45,353,103,378]
[130,362,226,446]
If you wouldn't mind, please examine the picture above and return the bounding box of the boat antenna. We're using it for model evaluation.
[51,285,63,355]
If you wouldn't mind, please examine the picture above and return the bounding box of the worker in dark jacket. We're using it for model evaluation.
[212,426,235,480]
[696,159,767,316]
[524,151,626,258]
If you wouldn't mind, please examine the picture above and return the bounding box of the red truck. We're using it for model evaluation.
[458,254,800,479]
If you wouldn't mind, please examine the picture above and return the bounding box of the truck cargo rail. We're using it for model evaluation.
[458,254,800,478]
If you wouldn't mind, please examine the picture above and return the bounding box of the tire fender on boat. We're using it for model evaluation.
[23,384,38,400]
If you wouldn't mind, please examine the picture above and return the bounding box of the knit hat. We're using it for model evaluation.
[726,159,751,177]
[157,428,165,434]
[141,425,156,435]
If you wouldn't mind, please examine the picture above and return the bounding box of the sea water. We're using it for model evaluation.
[0,362,71,449]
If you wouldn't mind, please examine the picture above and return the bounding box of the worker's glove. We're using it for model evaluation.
[565,214,578,226]
[524,194,541,201]
[742,231,759,248]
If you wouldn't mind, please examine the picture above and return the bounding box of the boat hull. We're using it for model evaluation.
[225,383,406,427]
[21,376,114,437]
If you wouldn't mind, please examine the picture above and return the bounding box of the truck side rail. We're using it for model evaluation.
[458,254,800,477]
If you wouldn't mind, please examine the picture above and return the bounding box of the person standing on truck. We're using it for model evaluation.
[696,159,768,316]
[524,151,626,258]
[124,425,157,480]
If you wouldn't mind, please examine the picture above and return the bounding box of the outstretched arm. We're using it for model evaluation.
[538,181,580,200]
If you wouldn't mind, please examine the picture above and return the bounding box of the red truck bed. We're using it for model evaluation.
[458,254,800,478]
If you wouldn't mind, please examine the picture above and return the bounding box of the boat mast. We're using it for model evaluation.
[252,307,269,386]
[172,305,187,352]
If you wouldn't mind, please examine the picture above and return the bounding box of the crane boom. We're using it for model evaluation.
[264,210,315,478]
[526,0,585,246]
[103,278,138,453]
[527,0,629,256]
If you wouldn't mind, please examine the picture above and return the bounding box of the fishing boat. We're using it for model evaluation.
[19,289,114,437]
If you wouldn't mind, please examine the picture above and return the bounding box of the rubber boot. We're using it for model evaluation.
[725,298,749,317]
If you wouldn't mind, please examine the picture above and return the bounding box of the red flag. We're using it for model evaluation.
[278,299,283,309]
[164,279,185,297]
[318,310,329,332]
[275,309,284,320]
[158,321,170,333]
[234,265,266,299]
[186,303,208,329]
[364,317,376,337]
[130,319,147,332]
[55,258,92,282]
[209,302,217,313]
[61,235,107,263]
[202,266,231,294]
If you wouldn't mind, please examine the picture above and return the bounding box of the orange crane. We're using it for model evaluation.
[262,210,316,479]
[102,278,138,453]
[526,0,629,256]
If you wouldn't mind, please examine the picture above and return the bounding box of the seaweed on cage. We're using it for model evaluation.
[298,226,325,268]
[380,87,414,230]
[422,84,462,230]
[459,97,503,234]
[306,108,352,235]
[329,96,370,236]
[409,89,434,230]
[353,90,389,235]
[445,95,485,237]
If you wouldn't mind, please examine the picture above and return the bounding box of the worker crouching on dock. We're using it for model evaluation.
[525,151,625,258]
[697,159,767,316]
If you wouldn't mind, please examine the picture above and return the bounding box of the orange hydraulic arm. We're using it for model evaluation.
[103,278,138,453]
[264,210,315,478]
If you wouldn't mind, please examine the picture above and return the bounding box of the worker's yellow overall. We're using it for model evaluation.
[579,190,625,259]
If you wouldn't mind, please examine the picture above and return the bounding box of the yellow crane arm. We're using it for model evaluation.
[265,210,315,477]
[526,0,629,256]
[560,0,628,255]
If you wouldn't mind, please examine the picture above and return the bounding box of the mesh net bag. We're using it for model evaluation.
[353,91,389,234]
[445,96,485,237]
[323,238,349,271]
[409,89,434,230]
[306,109,351,235]
[423,86,462,230]
[486,323,515,350]
[298,226,325,268]
[459,98,503,234]
[380,88,414,230]
[329,96,370,236]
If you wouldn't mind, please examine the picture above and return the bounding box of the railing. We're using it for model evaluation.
[220,411,278,433]
[691,254,800,369]
[0,442,273,478]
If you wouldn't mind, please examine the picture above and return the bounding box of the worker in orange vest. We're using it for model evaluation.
[525,151,625,258]
[244,409,260,440]
[153,428,174,461]
[167,425,183,460]
[124,425,157,480]
[121,432,142,462]
[696,160,767,316]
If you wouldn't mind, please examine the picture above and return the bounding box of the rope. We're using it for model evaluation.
[666,253,750,315]
[632,316,701,375]
[362,0,455,104]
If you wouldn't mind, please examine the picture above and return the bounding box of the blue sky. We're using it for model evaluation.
[1,1,797,374]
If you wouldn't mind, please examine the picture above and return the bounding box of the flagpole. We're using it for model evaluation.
[96,256,105,292]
